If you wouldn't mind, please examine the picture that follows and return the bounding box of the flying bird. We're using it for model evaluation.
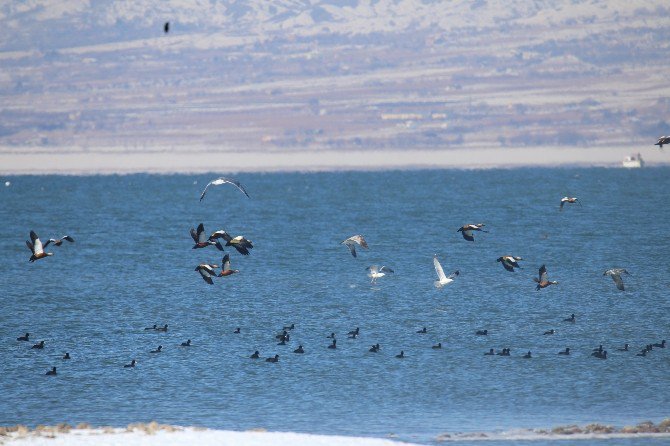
[433,255,459,288]
[559,197,580,210]
[534,264,558,290]
[195,263,219,285]
[496,255,522,272]
[26,231,53,262]
[199,177,249,202]
[457,223,488,241]
[341,235,368,257]
[603,268,630,291]
[190,223,224,250]
[218,254,239,277]
[43,235,75,248]
[164,22,170,34]
[655,136,670,149]
[209,230,253,255]
[366,265,393,284]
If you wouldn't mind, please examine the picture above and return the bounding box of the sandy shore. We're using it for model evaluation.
[0,146,666,175]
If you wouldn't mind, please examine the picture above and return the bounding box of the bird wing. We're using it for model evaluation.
[61,235,74,243]
[366,265,379,274]
[380,266,394,274]
[26,240,34,253]
[433,256,447,281]
[196,223,207,243]
[539,264,547,283]
[209,230,232,242]
[32,233,44,255]
[346,243,357,257]
[190,227,199,243]
[447,270,459,280]
[460,229,474,241]
[559,200,565,210]
[500,259,515,272]
[611,274,625,291]
[347,235,368,248]
[222,254,231,272]
[43,239,55,248]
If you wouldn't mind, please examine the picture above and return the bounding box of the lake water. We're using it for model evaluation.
[1,167,669,445]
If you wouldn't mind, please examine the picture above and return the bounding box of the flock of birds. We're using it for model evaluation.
[18,172,667,375]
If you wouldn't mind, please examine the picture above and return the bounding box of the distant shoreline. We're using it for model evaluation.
[0,146,666,175]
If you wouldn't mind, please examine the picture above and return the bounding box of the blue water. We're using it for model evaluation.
[1,168,669,445]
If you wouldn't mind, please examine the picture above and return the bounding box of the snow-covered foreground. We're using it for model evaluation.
[2,427,421,446]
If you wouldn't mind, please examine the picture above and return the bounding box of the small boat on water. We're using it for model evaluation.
[622,153,644,168]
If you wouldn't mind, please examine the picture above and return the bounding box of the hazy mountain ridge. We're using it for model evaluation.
[0,1,668,152]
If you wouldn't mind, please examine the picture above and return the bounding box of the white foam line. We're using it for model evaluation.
[4,427,423,446]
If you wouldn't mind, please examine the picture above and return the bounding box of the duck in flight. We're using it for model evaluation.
[433,255,459,288]
[496,255,522,272]
[603,268,630,291]
[366,265,394,284]
[43,235,75,248]
[199,177,249,202]
[457,223,488,241]
[655,136,670,149]
[534,264,558,290]
[559,197,580,211]
[164,22,169,33]
[218,254,239,277]
[341,235,368,258]
[190,223,225,250]
[26,231,53,262]
[209,230,253,255]
[195,263,219,284]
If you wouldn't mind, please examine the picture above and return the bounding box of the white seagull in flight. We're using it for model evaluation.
[433,255,459,288]
[199,177,250,202]
[366,265,393,284]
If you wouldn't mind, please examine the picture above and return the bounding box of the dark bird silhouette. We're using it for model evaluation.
[395,350,405,358]
[655,135,670,149]
[164,22,170,34]
[63,352,70,360]
[250,351,260,359]
[124,359,136,368]
[181,340,191,347]
[293,345,305,354]
[150,345,162,353]
[45,366,57,376]
[17,333,29,341]
[558,348,570,355]
[266,354,279,363]
[31,340,45,349]
[432,343,442,349]
[563,314,575,323]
